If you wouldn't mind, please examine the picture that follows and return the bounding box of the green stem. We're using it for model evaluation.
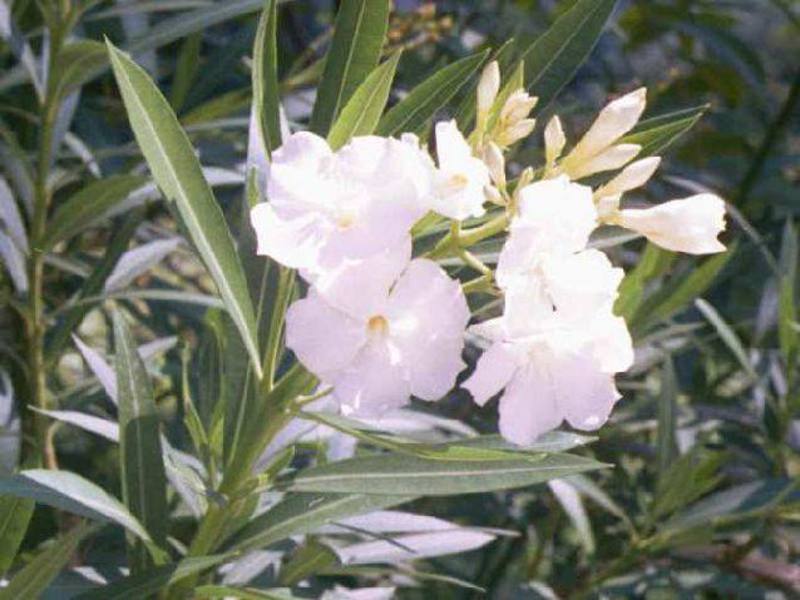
[26,60,62,469]
[428,213,509,259]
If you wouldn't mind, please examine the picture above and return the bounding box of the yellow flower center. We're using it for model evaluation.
[448,173,469,190]
[367,315,389,337]
[336,212,356,230]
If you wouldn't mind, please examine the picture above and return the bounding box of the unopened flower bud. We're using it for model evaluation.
[566,87,647,164]
[544,116,566,169]
[564,143,641,180]
[497,118,536,147]
[500,90,538,124]
[595,156,661,200]
[483,142,506,188]
[514,167,535,197]
[477,61,501,114]
[618,194,726,254]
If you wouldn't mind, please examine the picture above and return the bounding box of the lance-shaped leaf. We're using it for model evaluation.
[106,41,262,378]
[377,50,488,137]
[286,453,606,496]
[0,522,96,600]
[113,312,168,571]
[75,555,231,600]
[0,495,32,574]
[104,238,181,292]
[0,470,150,541]
[251,0,282,161]
[328,51,401,150]
[229,492,414,553]
[41,175,146,250]
[631,246,735,332]
[310,0,390,135]
[518,0,617,111]
[621,104,708,156]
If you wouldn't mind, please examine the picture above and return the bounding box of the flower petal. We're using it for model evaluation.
[250,202,323,270]
[285,291,366,375]
[498,364,563,446]
[463,342,518,407]
[310,238,411,320]
[386,259,470,400]
[331,342,411,417]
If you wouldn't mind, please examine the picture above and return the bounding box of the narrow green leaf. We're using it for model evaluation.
[252,0,282,156]
[0,522,96,600]
[310,0,390,135]
[377,51,488,137]
[652,448,726,521]
[75,555,231,600]
[301,411,593,461]
[621,104,708,156]
[49,40,108,102]
[695,298,757,380]
[615,243,675,321]
[655,358,678,480]
[662,478,800,533]
[0,470,151,542]
[170,32,203,113]
[518,0,617,110]
[286,453,606,496]
[0,495,33,574]
[632,246,735,332]
[228,492,413,553]
[106,41,262,379]
[41,175,146,250]
[113,312,169,571]
[328,51,401,150]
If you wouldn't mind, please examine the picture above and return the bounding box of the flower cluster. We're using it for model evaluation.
[251,62,727,444]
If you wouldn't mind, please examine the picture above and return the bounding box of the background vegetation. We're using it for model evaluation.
[0,0,798,597]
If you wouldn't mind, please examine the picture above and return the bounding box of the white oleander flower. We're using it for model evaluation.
[286,257,469,416]
[558,88,647,180]
[250,132,431,273]
[497,176,598,288]
[429,120,491,220]
[616,193,727,254]
[464,251,632,445]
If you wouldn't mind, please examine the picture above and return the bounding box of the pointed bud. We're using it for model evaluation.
[500,90,538,124]
[568,87,647,162]
[595,156,661,199]
[516,166,535,193]
[483,142,506,188]
[544,115,566,167]
[618,194,726,254]
[497,118,536,147]
[477,61,501,114]
[564,143,641,180]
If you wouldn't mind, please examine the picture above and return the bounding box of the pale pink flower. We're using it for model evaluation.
[286,258,469,416]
